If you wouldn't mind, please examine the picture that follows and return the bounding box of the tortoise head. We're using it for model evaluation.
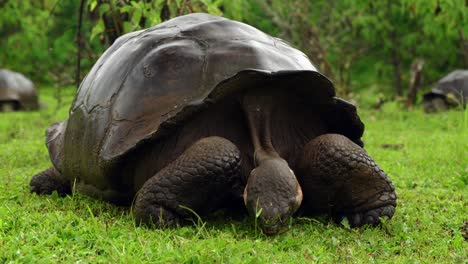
[243,158,303,235]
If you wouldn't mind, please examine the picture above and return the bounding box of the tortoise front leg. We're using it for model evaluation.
[1,101,17,112]
[134,136,242,228]
[30,167,71,197]
[297,134,397,227]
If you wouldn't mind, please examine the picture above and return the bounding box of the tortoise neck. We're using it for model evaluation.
[242,91,281,166]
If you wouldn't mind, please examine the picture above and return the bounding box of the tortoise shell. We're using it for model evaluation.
[423,69,468,110]
[0,69,39,111]
[46,13,364,193]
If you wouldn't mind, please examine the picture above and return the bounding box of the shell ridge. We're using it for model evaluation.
[97,37,166,162]
[99,32,192,160]
[79,34,139,113]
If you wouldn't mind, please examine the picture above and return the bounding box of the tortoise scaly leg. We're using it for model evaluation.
[30,167,71,197]
[134,136,241,228]
[297,134,396,227]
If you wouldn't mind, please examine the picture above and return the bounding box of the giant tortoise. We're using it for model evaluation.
[0,69,40,111]
[30,13,397,235]
[423,70,468,112]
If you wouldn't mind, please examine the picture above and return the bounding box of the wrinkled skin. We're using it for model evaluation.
[239,93,304,234]
[243,159,303,234]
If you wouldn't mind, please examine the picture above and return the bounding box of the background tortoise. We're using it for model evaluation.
[0,69,40,111]
[30,13,397,235]
[423,69,468,112]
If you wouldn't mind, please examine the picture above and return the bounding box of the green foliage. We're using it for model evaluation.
[87,0,223,45]
[347,0,467,93]
[401,0,468,78]
[0,0,102,85]
[218,0,249,21]
[0,0,466,98]
[250,0,467,96]
[0,87,466,262]
[0,1,57,83]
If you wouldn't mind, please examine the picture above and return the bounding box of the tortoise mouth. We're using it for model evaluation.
[259,219,287,235]
[261,224,282,235]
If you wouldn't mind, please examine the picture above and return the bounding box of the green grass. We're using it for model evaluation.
[1,87,466,263]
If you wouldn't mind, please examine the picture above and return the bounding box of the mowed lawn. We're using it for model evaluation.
[0,86,466,263]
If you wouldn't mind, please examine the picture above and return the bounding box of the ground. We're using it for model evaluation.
[0,86,466,263]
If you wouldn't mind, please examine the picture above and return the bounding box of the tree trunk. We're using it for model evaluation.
[76,0,85,89]
[97,0,126,45]
[160,0,171,21]
[391,53,403,96]
[406,59,425,106]
[388,27,403,96]
[102,13,122,44]
[461,30,468,68]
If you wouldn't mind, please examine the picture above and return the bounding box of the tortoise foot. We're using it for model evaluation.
[30,167,71,197]
[340,188,397,227]
[346,203,396,227]
[134,203,181,228]
[298,134,397,226]
[133,136,242,228]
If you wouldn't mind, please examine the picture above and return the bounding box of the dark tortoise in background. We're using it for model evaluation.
[30,13,397,235]
[0,69,40,111]
[423,69,468,113]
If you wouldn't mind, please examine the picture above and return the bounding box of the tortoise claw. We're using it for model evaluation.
[344,203,395,227]
[134,204,181,228]
[30,167,71,197]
